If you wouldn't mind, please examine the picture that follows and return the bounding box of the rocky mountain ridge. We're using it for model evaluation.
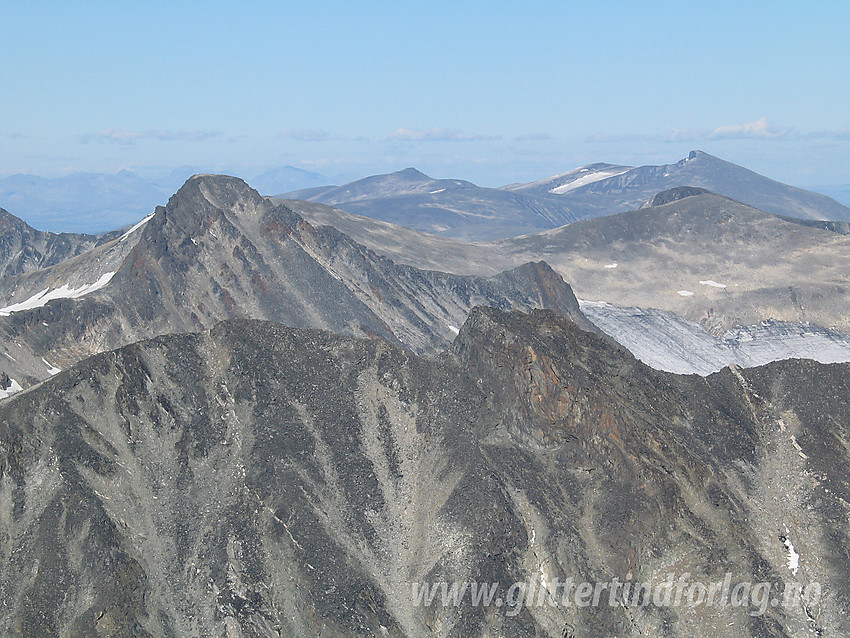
[0,175,588,394]
[1,308,847,636]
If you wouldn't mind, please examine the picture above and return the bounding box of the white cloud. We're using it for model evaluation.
[514,133,552,141]
[79,128,221,144]
[279,129,332,142]
[389,128,499,142]
[708,117,788,139]
[664,118,789,142]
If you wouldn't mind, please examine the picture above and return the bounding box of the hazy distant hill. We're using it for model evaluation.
[0,171,170,233]
[507,150,850,222]
[283,167,588,240]
[246,165,331,195]
[285,151,850,240]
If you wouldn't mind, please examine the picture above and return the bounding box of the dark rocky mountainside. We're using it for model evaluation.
[0,207,118,278]
[0,175,588,391]
[641,185,711,208]
[1,308,847,636]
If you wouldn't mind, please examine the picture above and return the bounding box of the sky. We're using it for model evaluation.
[2,1,849,188]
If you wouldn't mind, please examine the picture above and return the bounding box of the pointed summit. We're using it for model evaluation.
[171,174,265,211]
[395,167,431,179]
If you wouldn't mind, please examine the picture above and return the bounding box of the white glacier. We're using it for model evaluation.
[580,300,850,376]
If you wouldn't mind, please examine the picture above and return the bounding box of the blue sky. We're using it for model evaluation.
[3,1,849,187]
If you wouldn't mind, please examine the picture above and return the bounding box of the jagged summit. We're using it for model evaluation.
[168,173,267,212]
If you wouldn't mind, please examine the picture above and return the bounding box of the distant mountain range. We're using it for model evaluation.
[284,150,850,239]
[505,150,850,222]
[6,151,848,239]
[283,167,589,239]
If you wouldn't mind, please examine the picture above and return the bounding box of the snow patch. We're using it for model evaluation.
[429,188,446,194]
[42,358,61,375]
[699,280,727,289]
[0,378,23,400]
[447,325,460,335]
[0,272,116,316]
[118,212,155,242]
[677,290,694,297]
[579,299,850,376]
[783,527,800,575]
[790,435,808,459]
[604,263,618,269]
[549,168,630,194]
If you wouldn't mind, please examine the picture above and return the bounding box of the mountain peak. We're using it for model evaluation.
[396,167,430,179]
[171,174,266,212]
[382,167,434,183]
[644,186,712,208]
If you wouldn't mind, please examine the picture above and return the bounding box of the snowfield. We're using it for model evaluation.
[0,272,116,316]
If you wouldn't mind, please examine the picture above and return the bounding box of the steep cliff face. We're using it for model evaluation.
[0,176,588,392]
[1,309,847,637]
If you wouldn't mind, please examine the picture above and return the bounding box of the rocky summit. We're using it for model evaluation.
[1,308,847,637]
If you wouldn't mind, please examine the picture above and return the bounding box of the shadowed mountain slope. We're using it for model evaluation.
[0,207,119,278]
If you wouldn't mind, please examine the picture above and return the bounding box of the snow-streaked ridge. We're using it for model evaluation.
[119,212,155,241]
[0,272,116,316]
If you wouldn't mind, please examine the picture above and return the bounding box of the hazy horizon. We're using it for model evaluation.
[3,2,849,191]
